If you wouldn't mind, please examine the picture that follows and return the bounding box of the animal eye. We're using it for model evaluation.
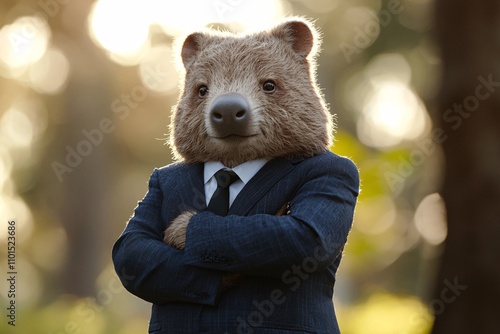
[262,80,276,93]
[198,85,208,98]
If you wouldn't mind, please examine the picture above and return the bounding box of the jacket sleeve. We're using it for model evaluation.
[183,156,360,278]
[112,169,223,305]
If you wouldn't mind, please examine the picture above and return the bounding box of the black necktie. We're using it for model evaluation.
[207,170,240,216]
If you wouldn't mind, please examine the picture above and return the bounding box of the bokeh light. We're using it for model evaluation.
[365,53,412,85]
[29,47,70,94]
[0,105,35,148]
[357,80,428,148]
[353,53,429,148]
[88,0,152,65]
[338,293,432,334]
[138,45,178,94]
[0,15,51,76]
[414,193,447,245]
[150,0,286,35]
[88,0,285,66]
[0,194,33,243]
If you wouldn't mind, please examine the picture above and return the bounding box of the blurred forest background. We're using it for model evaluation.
[0,0,498,333]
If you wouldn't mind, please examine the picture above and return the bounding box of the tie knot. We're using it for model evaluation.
[214,169,239,189]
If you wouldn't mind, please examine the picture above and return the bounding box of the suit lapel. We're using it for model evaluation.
[176,157,305,214]
[177,162,207,212]
[229,157,299,216]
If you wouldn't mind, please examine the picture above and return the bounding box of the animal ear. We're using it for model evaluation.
[270,18,318,57]
[180,32,204,69]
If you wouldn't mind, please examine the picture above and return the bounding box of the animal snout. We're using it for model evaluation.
[209,93,252,138]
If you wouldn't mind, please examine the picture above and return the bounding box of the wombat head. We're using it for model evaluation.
[170,17,333,167]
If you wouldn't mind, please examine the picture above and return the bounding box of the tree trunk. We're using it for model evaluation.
[53,0,113,297]
[432,0,500,333]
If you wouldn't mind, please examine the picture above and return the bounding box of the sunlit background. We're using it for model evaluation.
[0,0,443,333]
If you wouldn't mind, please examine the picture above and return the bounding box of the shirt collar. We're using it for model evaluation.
[204,159,269,185]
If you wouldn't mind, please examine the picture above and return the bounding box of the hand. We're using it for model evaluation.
[163,211,195,250]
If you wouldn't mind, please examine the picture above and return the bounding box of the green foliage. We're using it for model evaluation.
[338,293,432,334]
[0,296,149,334]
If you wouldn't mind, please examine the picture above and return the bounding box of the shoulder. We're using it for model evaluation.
[301,151,358,175]
[156,161,189,175]
[151,161,202,184]
[298,151,359,189]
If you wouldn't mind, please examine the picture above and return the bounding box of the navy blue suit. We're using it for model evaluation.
[112,151,359,333]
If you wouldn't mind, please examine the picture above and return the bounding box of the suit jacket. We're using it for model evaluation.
[112,151,359,333]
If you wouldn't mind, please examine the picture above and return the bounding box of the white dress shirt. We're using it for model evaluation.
[204,159,269,207]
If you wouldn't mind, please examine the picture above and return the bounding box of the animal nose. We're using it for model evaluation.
[209,93,251,138]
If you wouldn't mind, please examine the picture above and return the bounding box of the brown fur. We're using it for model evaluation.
[169,17,333,167]
[163,211,194,249]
